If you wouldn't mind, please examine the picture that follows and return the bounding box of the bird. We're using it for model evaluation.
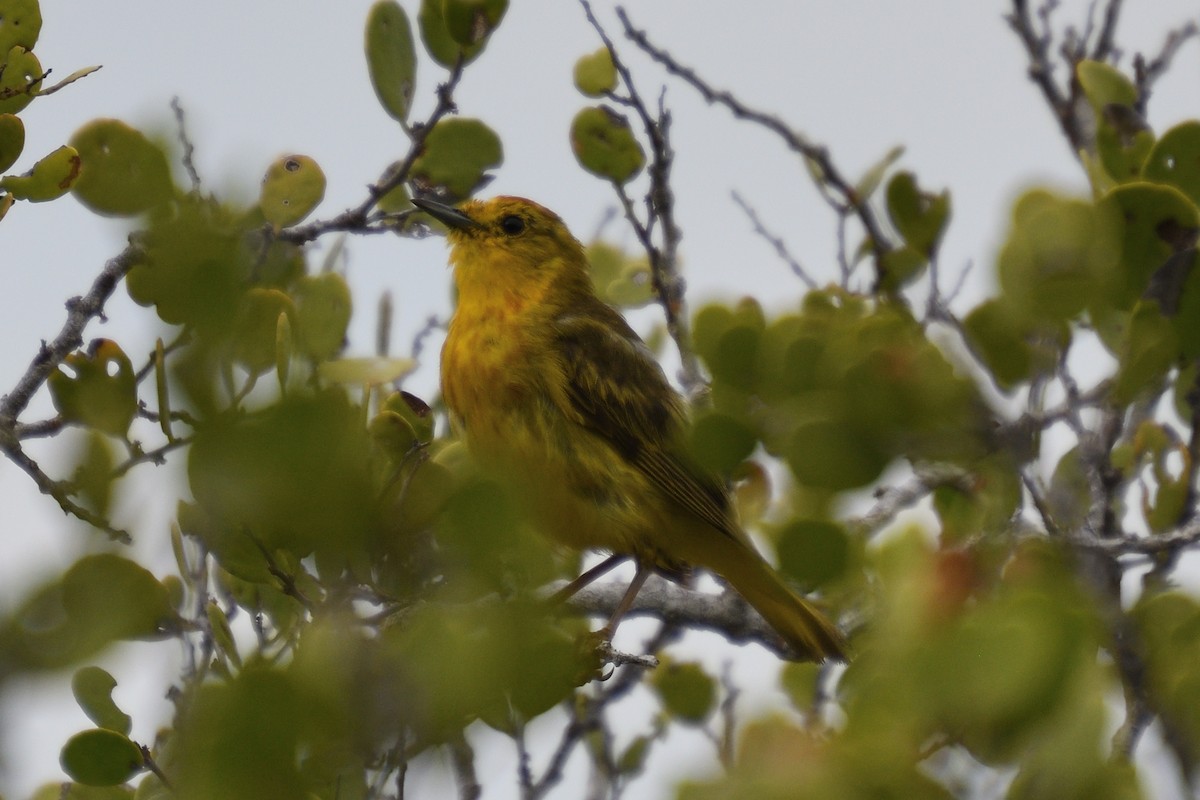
[412,195,848,662]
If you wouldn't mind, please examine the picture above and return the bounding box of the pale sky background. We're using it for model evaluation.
[1,1,1199,798]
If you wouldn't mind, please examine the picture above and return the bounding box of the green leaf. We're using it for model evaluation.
[855,144,905,200]
[961,298,1062,390]
[786,415,890,490]
[885,171,950,256]
[259,154,325,228]
[1097,182,1199,310]
[779,661,821,711]
[441,0,508,47]
[417,0,486,67]
[411,117,502,200]
[1143,121,1200,205]
[652,660,716,724]
[0,0,42,52]
[1076,60,1138,114]
[126,197,250,331]
[294,272,353,361]
[365,0,417,123]
[0,46,42,114]
[878,245,927,291]
[70,119,173,216]
[60,729,143,787]
[996,191,1119,322]
[317,356,416,385]
[574,47,616,97]
[187,390,377,558]
[1046,447,1091,532]
[48,339,136,435]
[232,288,295,374]
[0,112,24,173]
[71,666,132,735]
[776,519,850,588]
[587,241,654,308]
[205,601,242,669]
[62,554,178,641]
[617,735,651,776]
[0,143,80,201]
[72,430,116,517]
[570,105,645,185]
[369,409,419,461]
[383,390,435,442]
[1077,61,1152,181]
[1112,301,1178,405]
[172,668,307,800]
[1132,592,1200,768]
[688,411,756,475]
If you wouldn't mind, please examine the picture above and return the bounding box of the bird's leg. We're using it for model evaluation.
[548,553,628,604]
[593,562,651,644]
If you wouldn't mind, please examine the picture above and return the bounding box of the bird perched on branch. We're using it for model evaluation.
[413,195,847,662]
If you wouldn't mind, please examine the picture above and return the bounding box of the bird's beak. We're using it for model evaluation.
[412,198,481,230]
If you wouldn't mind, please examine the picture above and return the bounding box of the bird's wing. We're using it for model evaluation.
[551,307,740,541]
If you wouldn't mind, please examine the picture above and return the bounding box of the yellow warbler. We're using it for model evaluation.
[414,195,847,662]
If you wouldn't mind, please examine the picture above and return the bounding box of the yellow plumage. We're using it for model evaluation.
[417,195,847,662]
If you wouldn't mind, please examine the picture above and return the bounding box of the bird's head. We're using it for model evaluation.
[413,196,590,296]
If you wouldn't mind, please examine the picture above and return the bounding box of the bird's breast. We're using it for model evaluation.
[441,299,539,433]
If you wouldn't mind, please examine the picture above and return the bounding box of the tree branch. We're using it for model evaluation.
[0,244,141,540]
[1006,0,1087,154]
[554,575,815,660]
[1133,20,1199,116]
[276,58,466,246]
[578,0,701,392]
[615,6,895,274]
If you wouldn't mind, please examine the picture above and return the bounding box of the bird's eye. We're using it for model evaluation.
[500,215,526,236]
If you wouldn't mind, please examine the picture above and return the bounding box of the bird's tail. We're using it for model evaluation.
[713,539,849,662]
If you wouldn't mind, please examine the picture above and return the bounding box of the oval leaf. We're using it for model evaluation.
[573,47,616,97]
[0,46,42,114]
[70,119,173,216]
[0,112,25,173]
[62,554,178,642]
[651,660,716,724]
[570,105,644,185]
[232,288,295,374]
[418,0,484,67]
[442,0,508,47]
[366,1,417,123]
[295,272,352,361]
[60,729,143,787]
[411,117,502,200]
[260,154,326,228]
[0,0,42,53]
[1143,121,1200,206]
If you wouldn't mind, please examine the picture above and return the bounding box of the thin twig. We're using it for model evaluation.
[848,465,973,539]
[615,7,894,275]
[277,58,466,246]
[448,732,482,800]
[731,191,817,290]
[578,0,701,392]
[1089,0,1124,61]
[0,244,142,540]
[1133,20,1199,116]
[171,97,202,192]
[1006,0,1086,154]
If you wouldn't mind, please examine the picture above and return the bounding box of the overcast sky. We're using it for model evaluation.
[2,1,1198,796]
